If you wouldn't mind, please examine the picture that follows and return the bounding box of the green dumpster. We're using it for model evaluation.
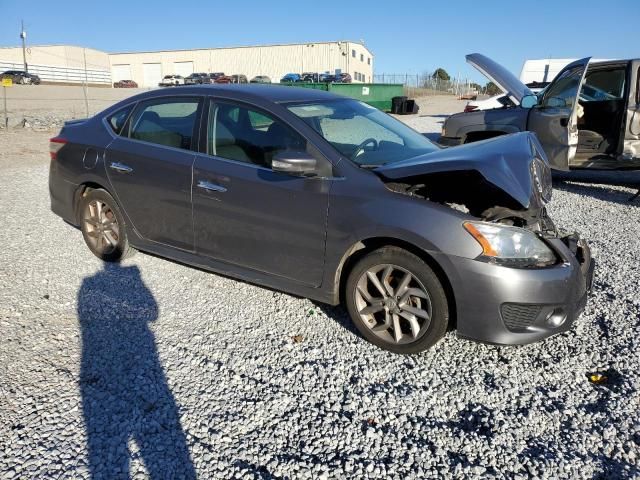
[278,82,404,111]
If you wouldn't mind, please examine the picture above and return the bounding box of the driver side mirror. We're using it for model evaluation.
[521,95,539,109]
[272,150,317,176]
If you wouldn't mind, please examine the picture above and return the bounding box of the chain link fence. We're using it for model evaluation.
[373,72,483,98]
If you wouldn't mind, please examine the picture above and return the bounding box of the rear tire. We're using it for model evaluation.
[345,247,449,354]
[79,189,135,262]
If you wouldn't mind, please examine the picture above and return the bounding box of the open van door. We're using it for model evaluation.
[526,57,591,170]
[622,59,640,163]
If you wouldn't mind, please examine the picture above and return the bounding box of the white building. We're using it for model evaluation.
[109,41,374,87]
[0,45,111,85]
[0,41,374,87]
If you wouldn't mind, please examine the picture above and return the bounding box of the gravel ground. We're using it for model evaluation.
[1,95,640,479]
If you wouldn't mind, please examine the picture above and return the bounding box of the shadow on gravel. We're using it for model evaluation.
[78,263,195,479]
[552,170,640,206]
[312,302,360,337]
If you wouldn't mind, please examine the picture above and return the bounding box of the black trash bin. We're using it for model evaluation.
[391,96,408,114]
[405,99,419,114]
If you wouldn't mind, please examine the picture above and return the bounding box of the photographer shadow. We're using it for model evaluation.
[77,263,195,479]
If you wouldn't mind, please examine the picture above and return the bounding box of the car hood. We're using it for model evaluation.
[374,132,550,210]
[466,53,533,104]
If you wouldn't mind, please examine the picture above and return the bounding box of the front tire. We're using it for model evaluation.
[345,247,449,354]
[79,189,135,262]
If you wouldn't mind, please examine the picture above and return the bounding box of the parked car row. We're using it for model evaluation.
[158,72,253,87]
[1,70,41,85]
[280,72,352,83]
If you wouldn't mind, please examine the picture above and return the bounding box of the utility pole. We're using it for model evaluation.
[82,48,89,117]
[20,20,28,73]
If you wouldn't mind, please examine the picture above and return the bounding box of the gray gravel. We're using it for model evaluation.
[1,122,639,479]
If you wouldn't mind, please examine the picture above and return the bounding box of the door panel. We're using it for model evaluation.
[192,157,329,286]
[623,60,640,162]
[192,100,330,287]
[105,97,201,250]
[106,140,195,249]
[527,57,591,170]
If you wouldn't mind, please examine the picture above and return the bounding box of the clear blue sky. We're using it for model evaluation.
[1,0,638,82]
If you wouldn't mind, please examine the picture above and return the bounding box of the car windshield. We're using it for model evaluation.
[287,99,439,166]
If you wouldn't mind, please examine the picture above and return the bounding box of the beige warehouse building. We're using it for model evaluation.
[109,41,374,87]
[0,45,111,85]
[0,41,373,87]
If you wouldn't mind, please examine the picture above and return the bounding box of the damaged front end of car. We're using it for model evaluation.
[376,132,554,232]
[375,132,593,284]
[374,131,594,344]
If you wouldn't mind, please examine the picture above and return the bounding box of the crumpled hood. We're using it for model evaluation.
[374,132,549,210]
[466,53,533,104]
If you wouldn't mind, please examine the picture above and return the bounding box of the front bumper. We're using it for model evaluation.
[443,233,594,345]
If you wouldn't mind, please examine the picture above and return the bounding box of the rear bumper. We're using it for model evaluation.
[444,233,594,345]
[49,161,79,226]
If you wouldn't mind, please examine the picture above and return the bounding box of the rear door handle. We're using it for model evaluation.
[197,180,227,193]
[109,162,133,173]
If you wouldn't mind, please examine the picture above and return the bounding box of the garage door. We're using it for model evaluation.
[111,64,132,82]
[143,63,162,87]
[174,61,194,77]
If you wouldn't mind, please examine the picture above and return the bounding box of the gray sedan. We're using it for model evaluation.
[48,85,593,353]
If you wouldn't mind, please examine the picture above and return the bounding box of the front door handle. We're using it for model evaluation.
[197,180,227,193]
[109,162,133,173]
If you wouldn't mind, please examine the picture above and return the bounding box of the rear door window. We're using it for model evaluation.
[581,68,626,102]
[128,98,200,150]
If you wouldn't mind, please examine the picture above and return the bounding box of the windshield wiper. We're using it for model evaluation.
[359,163,384,169]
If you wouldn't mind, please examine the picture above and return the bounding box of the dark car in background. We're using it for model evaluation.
[300,72,320,82]
[48,85,593,354]
[113,80,138,88]
[185,73,213,85]
[209,72,225,81]
[1,70,41,85]
[215,74,247,84]
[280,73,301,83]
[319,73,336,83]
[250,75,271,84]
[230,74,248,84]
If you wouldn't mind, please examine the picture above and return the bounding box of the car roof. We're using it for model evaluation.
[120,84,346,104]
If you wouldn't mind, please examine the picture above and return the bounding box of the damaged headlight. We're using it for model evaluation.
[463,221,556,267]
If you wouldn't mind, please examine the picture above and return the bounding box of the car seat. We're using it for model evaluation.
[212,121,251,163]
[131,111,182,149]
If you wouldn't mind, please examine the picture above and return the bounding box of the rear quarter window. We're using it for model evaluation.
[107,105,134,135]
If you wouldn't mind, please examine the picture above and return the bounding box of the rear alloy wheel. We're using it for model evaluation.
[345,247,449,354]
[79,189,135,262]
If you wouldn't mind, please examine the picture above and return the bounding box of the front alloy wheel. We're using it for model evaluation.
[346,247,449,354]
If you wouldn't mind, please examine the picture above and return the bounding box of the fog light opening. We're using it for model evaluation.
[546,308,567,328]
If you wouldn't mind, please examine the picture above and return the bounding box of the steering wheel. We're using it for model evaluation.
[352,138,378,159]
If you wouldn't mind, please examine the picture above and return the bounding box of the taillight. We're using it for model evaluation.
[464,105,479,113]
[49,137,66,160]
